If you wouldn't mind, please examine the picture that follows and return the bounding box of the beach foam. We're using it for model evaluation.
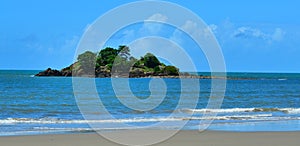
[181,108,300,114]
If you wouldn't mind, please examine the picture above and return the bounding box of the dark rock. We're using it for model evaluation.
[61,70,72,77]
[35,68,62,76]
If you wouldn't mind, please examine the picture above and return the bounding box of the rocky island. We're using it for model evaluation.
[36,46,202,78]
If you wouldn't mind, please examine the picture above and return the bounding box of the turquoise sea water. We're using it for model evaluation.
[0,70,300,136]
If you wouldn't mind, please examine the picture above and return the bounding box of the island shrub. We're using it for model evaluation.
[163,65,179,76]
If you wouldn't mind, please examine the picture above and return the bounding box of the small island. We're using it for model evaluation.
[35,46,224,79]
[36,46,203,78]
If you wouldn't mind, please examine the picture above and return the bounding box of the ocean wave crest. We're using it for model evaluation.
[180,108,300,114]
[1,113,295,125]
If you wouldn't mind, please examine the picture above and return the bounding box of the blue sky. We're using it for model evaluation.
[0,0,300,72]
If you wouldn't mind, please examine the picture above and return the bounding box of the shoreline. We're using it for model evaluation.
[1,130,299,146]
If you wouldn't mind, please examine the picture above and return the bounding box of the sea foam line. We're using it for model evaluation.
[181,108,300,114]
[0,114,278,124]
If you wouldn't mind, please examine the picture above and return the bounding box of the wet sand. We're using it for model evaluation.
[0,130,299,146]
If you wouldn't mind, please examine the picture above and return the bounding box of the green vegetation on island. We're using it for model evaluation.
[36,46,180,77]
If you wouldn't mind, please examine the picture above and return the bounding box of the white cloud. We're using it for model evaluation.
[209,24,218,33]
[170,20,215,45]
[141,13,168,35]
[202,19,286,49]
[122,30,135,37]
[109,13,169,44]
[118,30,135,44]
[233,26,285,42]
[233,27,266,39]
[145,13,168,22]
[181,20,197,33]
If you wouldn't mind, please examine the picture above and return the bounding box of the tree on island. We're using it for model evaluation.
[117,45,130,60]
[143,53,161,68]
[96,47,118,69]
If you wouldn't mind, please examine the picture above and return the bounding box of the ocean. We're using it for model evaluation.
[0,70,300,136]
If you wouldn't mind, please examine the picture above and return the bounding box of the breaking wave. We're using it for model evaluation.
[1,113,299,125]
[180,108,300,114]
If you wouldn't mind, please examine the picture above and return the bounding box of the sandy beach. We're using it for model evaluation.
[0,130,299,146]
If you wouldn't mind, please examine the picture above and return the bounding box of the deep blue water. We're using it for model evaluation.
[0,70,300,135]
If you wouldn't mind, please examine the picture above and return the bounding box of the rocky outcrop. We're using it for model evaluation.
[35,68,62,76]
[36,67,72,77]
[35,67,224,79]
[36,67,211,78]
[61,69,72,77]
[95,66,111,77]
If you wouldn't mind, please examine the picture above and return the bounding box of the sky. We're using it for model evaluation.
[0,0,300,72]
